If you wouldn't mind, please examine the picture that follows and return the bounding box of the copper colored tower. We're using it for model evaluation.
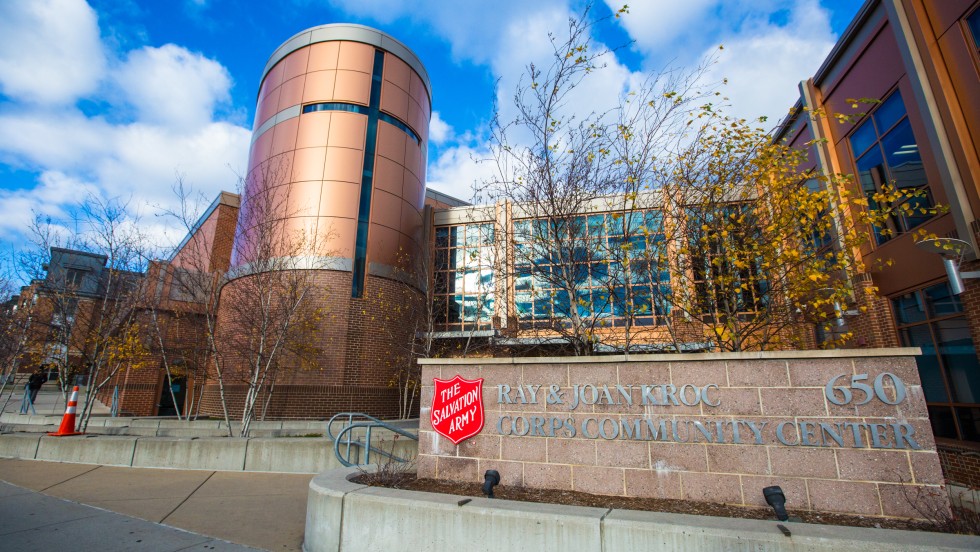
[201,24,431,419]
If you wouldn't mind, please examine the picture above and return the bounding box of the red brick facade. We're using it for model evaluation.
[198,270,422,420]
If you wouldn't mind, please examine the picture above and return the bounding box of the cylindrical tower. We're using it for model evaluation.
[201,24,431,420]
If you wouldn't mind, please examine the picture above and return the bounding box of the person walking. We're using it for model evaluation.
[27,367,48,404]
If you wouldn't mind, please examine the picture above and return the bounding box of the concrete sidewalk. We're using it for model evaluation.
[0,458,313,551]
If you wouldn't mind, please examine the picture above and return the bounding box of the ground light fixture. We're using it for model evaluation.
[763,486,789,521]
[482,470,500,498]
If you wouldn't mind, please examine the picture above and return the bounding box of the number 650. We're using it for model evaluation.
[824,373,906,406]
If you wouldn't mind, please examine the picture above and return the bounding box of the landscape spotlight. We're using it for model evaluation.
[763,486,789,521]
[482,470,500,498]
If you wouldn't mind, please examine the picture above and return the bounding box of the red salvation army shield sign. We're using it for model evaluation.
[431,375,484,445]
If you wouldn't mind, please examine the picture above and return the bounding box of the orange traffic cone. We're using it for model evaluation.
[48,386,84,437]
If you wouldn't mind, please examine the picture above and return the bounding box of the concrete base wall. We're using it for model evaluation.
[0,433,396,474]
[305,467,980,552]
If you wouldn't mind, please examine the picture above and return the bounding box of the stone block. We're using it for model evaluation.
[727,359,788,387]
[523,462,572,490]
[649,442,707,472]
[477,459,524,489]
[739,475,809,509]
[909,451,944,485]
[437,456,478,482]
[680,471,742,505]
[669,360,727,387]
[596,439,648,469]
[457,434,500,460]
[710,387,762,415]
[618,363,670,386]
[836,449,911,483]
[760,388,826,416]
[787,358,851,387]
[878,483,949,519]
[572,465,624,495]
[808,479,881,515]
[706,444,770,475]
[769,446,838,479]
[624,468,682,499]
[546,437,595,466]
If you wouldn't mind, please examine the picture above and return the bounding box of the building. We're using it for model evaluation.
[771,0,980,487]
[191,24,440,420]
[11,2,978,486]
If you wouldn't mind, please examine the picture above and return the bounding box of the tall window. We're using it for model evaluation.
[433,224,495,331]
[687,204,768,322]
[65,268,85,288]
[849,90,932,244]
[511,210,669,329]
[966,7,980,52]
[893,282,980,443]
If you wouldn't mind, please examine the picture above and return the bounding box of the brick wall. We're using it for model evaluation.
[842,276,901,349]
[938,442,980,489]
[418,350,948,520]
[198,269,422,420]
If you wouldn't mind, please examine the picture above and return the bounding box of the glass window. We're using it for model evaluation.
[937,318,980,403]
[894,283,980,443]
[956,407,980,442]
[967,8,980,50]
[880,120,926,191]
[432,223,495,331]
[925,282,962,317]
[849,120,878,158]
[900,325,947,402]
[849,89,934,244]
[929,406,957,439]
[873,92,905,132]
[893,291,927,324]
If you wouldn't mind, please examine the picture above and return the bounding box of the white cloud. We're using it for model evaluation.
[603,0,719,53]
[426,144,497,203]
[0,172,98,237]
[702,0,837,124]
[0,109,114,169]
[116,44,233,130]
[324,0,567,66]
[0,1,249,248]
[0,0,106,105]
[604,0,837,124]
[429,111,453,144]
[322,1,657,205]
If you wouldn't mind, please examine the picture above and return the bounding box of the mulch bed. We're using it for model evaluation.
[351,472,960,534]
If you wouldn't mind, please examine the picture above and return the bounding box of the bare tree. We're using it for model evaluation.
[156,177,234,429]
[0,260,36,403]
[480,6,712,355]
[164,161,335,436]
[72,196,153,431]
[216,160,333,436]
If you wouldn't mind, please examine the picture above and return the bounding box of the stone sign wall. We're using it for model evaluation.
[418,349,949,520]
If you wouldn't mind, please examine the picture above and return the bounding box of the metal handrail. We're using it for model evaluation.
[327,412,418,467]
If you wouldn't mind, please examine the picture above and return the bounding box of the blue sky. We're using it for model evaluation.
[0,0,862,252]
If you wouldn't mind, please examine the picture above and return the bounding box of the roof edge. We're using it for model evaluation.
[261,23,431,105]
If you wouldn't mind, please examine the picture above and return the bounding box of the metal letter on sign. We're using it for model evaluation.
[431,375,485,445]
